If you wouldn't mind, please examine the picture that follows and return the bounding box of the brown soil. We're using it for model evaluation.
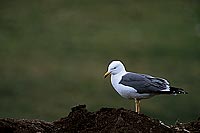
[0,105,199,133]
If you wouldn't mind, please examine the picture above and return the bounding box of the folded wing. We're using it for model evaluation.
[119,72,170,94]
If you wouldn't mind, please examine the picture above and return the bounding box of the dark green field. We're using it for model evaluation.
[0,0,200,124]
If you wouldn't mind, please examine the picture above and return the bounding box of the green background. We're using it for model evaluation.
[0,0,199,124]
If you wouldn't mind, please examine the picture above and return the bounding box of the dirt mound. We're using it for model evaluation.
[0,118,54,133]
[53,105,172,133]
[0,105,199,133]
[171,118,200,132]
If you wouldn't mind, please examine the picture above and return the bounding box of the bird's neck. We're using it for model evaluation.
[112,70,127,78]
[111,70,127,92]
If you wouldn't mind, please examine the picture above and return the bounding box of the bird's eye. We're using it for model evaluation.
[113,67,117,69]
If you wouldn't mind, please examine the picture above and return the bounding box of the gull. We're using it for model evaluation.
[104,61,187,113]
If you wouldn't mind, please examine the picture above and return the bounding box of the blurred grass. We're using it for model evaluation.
[0,0,200,124]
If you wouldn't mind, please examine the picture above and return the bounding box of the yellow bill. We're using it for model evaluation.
[104,71,111,78]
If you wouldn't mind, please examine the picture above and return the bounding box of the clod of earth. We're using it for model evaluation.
[0,105,199,133]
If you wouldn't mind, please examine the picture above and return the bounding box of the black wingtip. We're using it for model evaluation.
[170,87,188,94]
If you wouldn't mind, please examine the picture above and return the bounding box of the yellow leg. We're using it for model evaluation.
[135,99,141,114]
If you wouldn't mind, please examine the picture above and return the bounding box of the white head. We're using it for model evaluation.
[104,61,126,78]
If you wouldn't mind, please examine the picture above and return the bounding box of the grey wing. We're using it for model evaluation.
[140,74,170,86]
[119,73,170,94]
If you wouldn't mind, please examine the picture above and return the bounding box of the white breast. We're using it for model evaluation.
[111,72,137,99]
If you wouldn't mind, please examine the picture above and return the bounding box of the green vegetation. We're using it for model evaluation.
[0,0,199,124]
